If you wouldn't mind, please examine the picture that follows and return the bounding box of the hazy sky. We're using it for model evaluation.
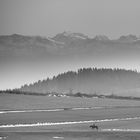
[0,0,140,90]
[0,0,140,38]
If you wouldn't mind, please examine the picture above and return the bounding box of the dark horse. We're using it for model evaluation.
[89,124,98,130]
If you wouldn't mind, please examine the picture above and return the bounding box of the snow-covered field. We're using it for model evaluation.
[0,94,140,140]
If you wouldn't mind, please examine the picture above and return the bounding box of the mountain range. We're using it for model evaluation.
[0,32,140,91]
[0,32,140,58]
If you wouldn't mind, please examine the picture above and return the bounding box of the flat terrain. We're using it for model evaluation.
[0,94,140,110]
[0,94,140,140]
[1,131,140,140]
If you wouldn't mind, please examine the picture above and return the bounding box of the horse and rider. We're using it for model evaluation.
[89,123,99,130]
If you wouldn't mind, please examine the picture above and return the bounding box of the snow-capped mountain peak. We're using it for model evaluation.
[54,31,88,40]
[47,37,65,45]
[118,35,138,42]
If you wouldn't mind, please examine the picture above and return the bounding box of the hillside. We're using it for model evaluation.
[20,68,140,96]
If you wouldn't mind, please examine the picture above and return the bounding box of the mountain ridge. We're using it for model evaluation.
[1,32,140,91]
[1,32,140,42]
[1,32,140,57]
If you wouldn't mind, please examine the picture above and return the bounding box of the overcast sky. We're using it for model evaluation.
[0,0,140,38]
[0,0,140,90]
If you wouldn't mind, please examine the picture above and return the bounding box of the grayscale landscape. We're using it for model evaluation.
[0,0,140,140]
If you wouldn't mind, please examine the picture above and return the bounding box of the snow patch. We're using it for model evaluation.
[102,129,140,132]
[53,136,64,139]
[47,37,65,45]
[0,117,140,128]
[0,137,7,140]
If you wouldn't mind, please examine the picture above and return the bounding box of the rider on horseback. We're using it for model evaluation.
[89,123,99,130]
[92,123,96,127]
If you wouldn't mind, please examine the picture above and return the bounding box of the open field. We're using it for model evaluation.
[0,94,140,110]
[1,131,140,140]
[0,94,140,139]
[1,119,140,140]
